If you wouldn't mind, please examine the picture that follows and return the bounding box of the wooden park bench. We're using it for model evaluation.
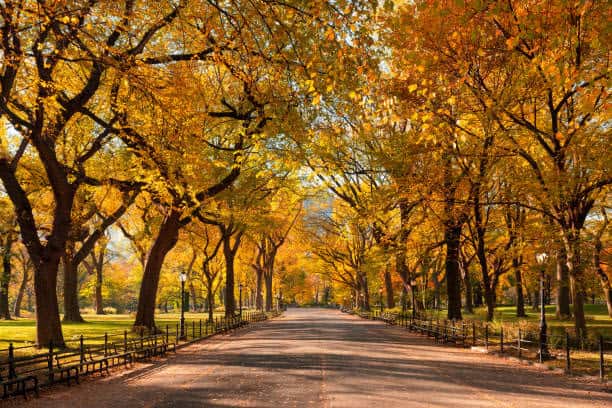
[380,312,398,325]
[0,365,39,400]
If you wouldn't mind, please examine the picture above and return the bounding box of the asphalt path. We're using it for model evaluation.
[13,308,612,407]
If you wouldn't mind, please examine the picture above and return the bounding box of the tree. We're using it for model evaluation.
[0,207,17,320]
[0,0,193,346]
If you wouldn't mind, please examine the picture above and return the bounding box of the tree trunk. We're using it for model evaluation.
[265,273,273,311]
[361,274,370,311]
[255,268,264,310]
[463,272,473,314]
[513,258,526,317]
[531,290,539,312]
[134,209,181,331]
[473,283,483,307]
[95,263,104,314]
[189,283,197,312]
[0,239,12,319]
[207,293,214,321]
[223,238,236,317]
[594,234,612,317]
[565,234,587,338]
[444,224,463,320]
[13,264,29,318]
[384,267,394,308]
[93,246,105,315]
[62,246,84,323]
[34,261,65,347]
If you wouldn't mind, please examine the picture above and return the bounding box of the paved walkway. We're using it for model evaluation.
[13,308,612,407]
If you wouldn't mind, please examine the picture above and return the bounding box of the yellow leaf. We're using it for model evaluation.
[408,84,418,93]
[312,93,321,106]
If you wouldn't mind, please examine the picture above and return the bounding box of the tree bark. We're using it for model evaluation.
[444,223,463,320]
[134,209,181,331]
[473,283,483,307]
[222,229,243,317]
[565,233,587,338]
[513,257,526,317]
[34,261,65,347]
[94,249,104,314]
[0,238,12,320]
[265,273,273,311]
[463,272,473,314]
[62,244,84,323]
[384,267,394,308]
[555,246,571,318]
[13,262,29,318]
[360,274,370,311]
[255,267,264,310]
[593,222,612,317]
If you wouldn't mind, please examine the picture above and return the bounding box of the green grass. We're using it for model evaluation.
[418,304,612,338]
[0,312,228,350]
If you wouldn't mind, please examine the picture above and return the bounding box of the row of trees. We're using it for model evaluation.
[0,0,375,346]
[300,0,610,339]
[0,0,609,346]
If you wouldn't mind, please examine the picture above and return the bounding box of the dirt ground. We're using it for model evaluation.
[5,308,611,407]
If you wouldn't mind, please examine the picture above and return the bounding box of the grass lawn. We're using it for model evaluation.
[394,304,612,340]
[418,304,612,339]
[0,312,230,350]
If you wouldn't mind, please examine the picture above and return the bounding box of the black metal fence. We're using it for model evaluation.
[343,308,612,381]
[1,311,271,399]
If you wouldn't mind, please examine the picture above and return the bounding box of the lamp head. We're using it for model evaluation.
[535,253,548,265]
[179,272,187,282]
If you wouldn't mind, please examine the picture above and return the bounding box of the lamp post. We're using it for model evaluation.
[276,293,281,312]
[536,253,551,362]
[350,294,354,309]
[410,279,417,320]
[379,288,384,315]
[238,282,243,318]
[179,272,187,341]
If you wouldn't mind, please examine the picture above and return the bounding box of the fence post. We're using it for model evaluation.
[485,324,489,350]
[176,323,179,343]
[104,332,108,357]
[80,335,85,366]
[192,320,195,339]
[124,330,127,353]
[140,329,144,349]
[472,322,476,346]
[565,331,571,375]
[8,343,16,379]
[199,319,202,338]
[443,320,447,342]
[599,335,604,381]
[517,329,522,359]
[166,325,169,344]
[47,340,54,384]
[500,328,504,354]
